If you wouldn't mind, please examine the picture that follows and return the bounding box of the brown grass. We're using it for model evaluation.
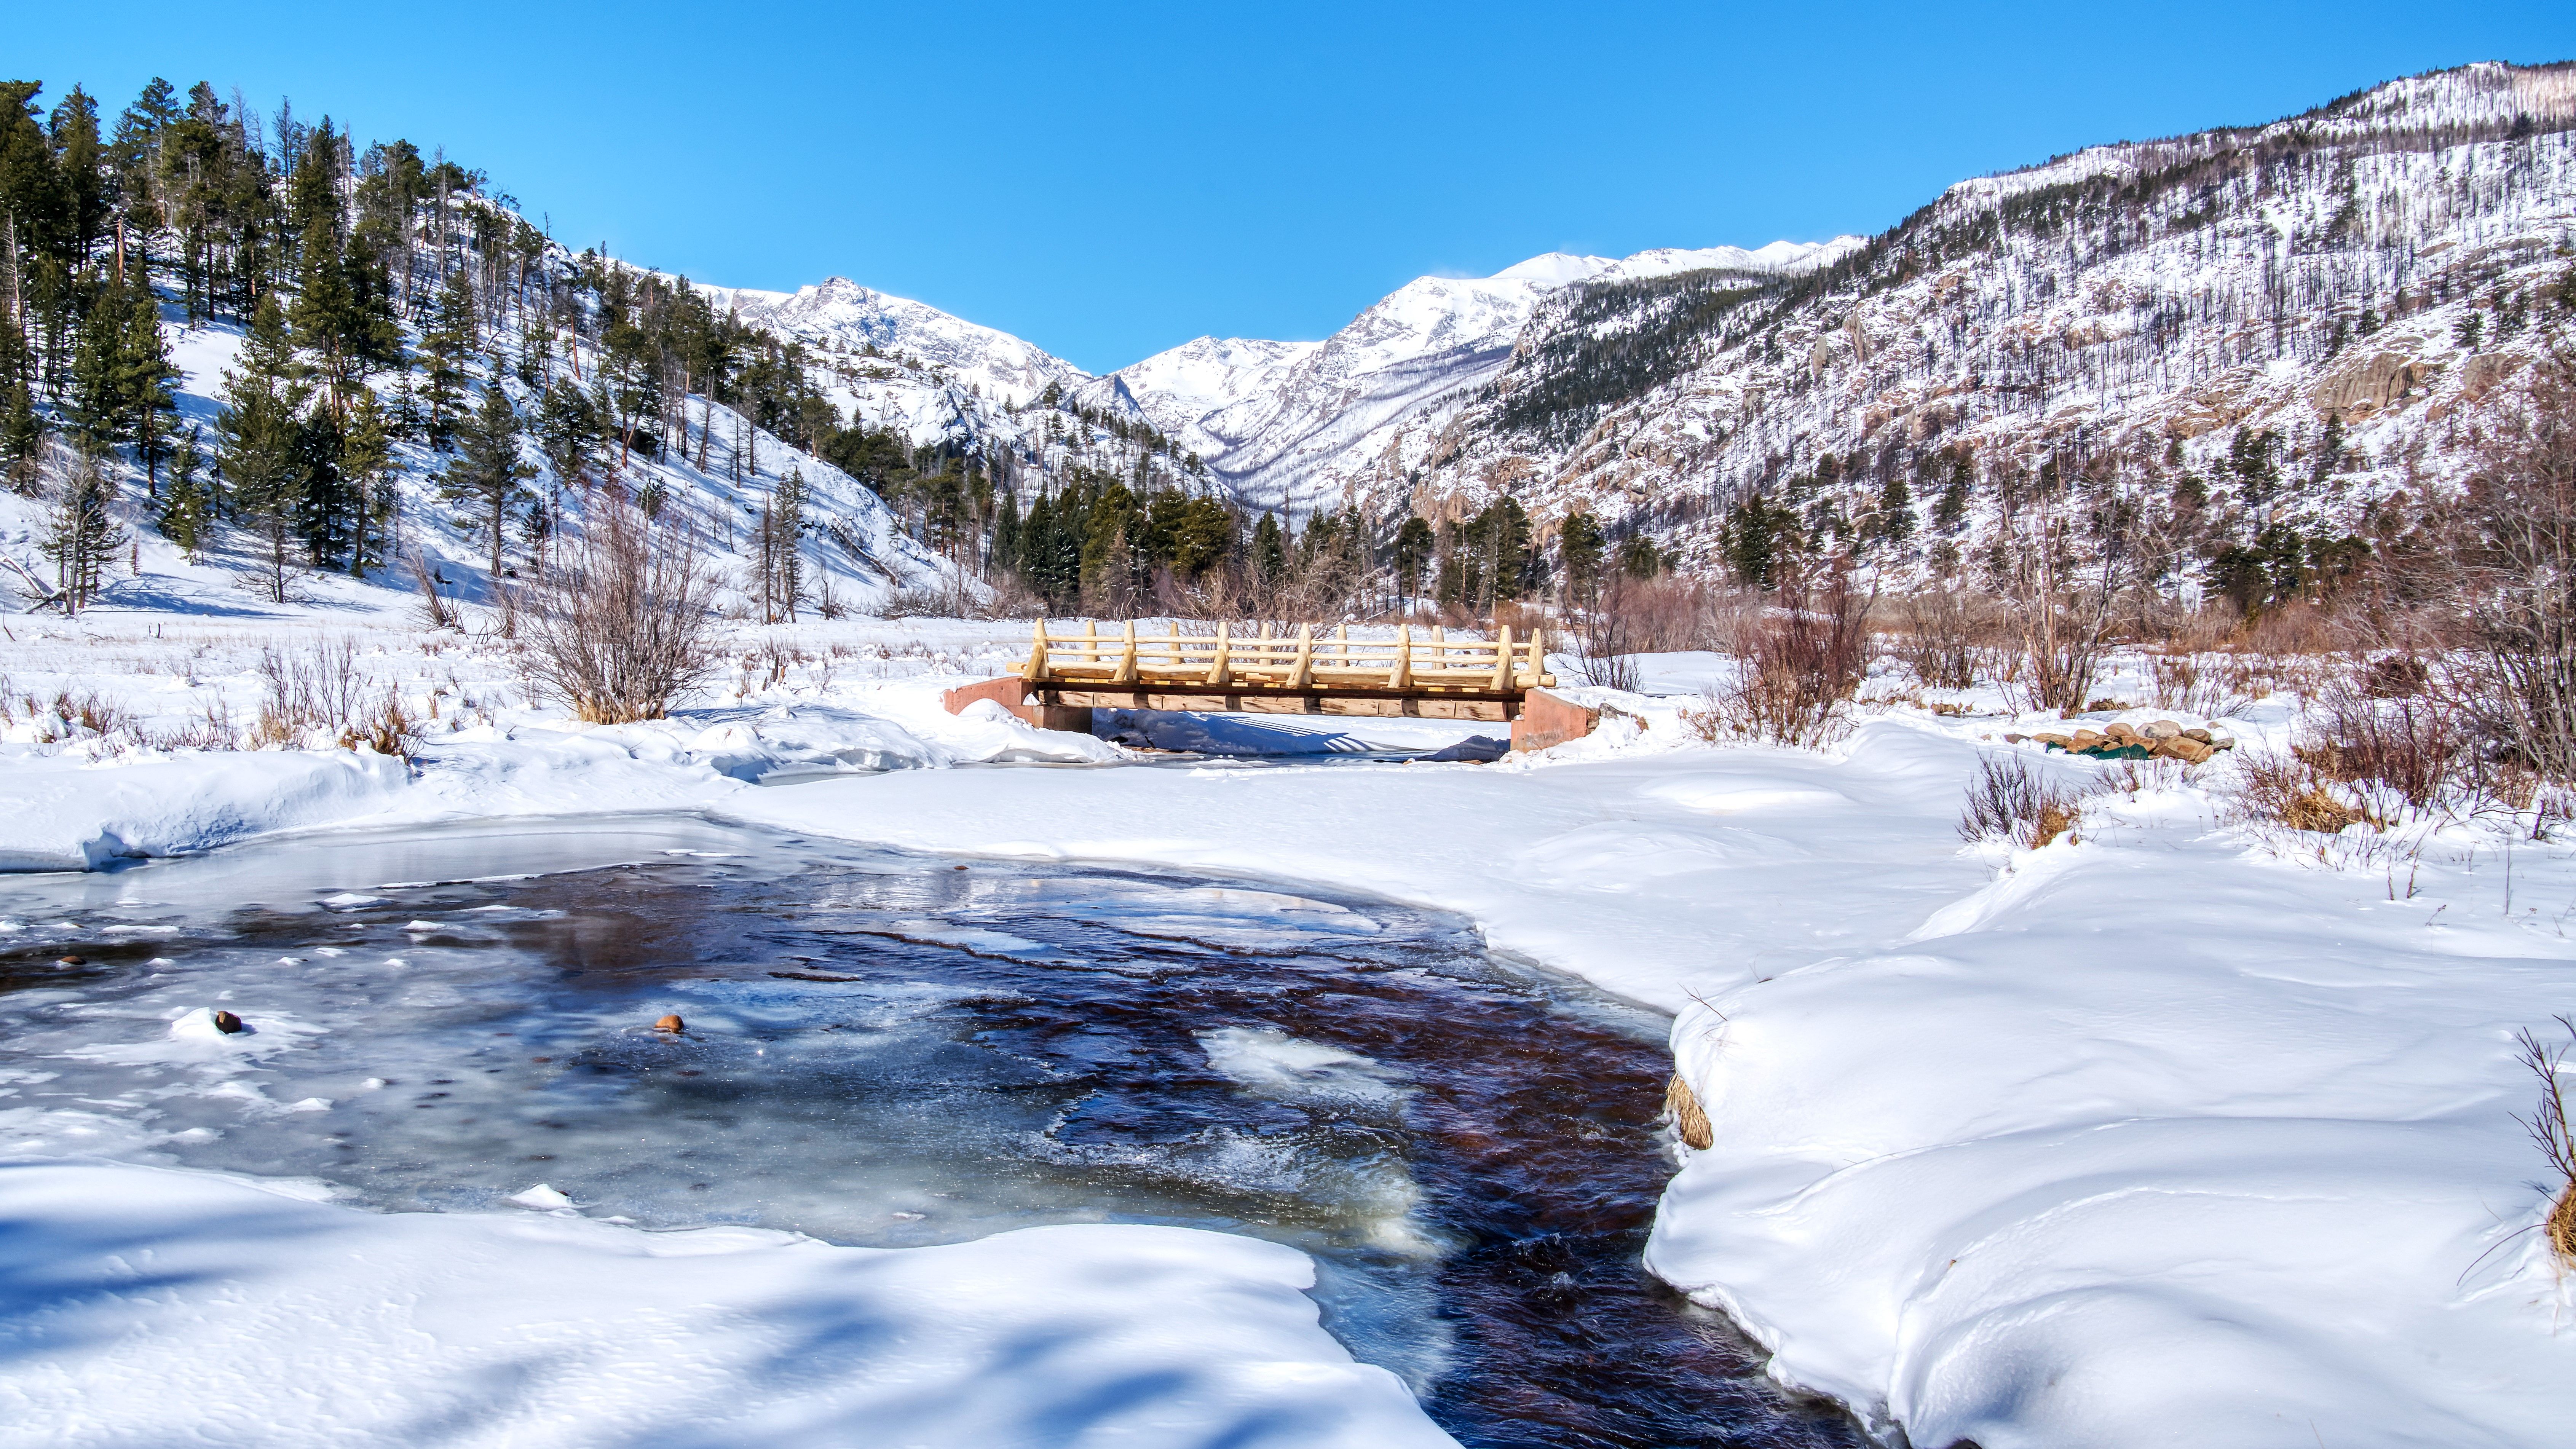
[1665,1073,1714,1151]
[2515,1018,2576,1270]
[2226,751,2381,835]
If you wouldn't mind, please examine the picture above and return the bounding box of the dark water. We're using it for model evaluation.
[0,820,1859,1449]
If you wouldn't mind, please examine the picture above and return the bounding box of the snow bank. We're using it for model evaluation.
[1647,834,2576,1448]
[717,716,2576,1446]
[0,745,408,870]
[0,1158,1453,1449]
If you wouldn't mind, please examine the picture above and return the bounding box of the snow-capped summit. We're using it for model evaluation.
[1098,239,1865,513]
[707,276,1087,410]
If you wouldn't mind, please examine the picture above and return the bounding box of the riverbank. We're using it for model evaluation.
[2,616,2573,1445]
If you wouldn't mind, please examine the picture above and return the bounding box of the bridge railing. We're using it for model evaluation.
[1012,620,1554,693]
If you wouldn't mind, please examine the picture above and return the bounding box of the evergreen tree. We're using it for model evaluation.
[1,380,45,495]
[212,294,310,602]
[339,390,394,575]
[533,376,597,493]
[1931,457,1973,533]
[1556,511,1605,602]
[439,380,536,585]
[1872,474,1915,546]
[1392,515,1434,604]
[1251,511,1286,581]
[118,278,177,490]
[158,425,212,560]
[419,270,477,450]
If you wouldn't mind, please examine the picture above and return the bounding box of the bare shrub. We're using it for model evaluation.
[2514,1018,2576,1269]
[1896,587,1985,690]
[2148,654,2260,720]
[520,502,721,724]
[1687,570,1871,748]
[255,638,372,744]
[880,584,954,619]
[2438,351,2576,782]
[2306,678,2467,810]
[1992,476,2130,714]
[1958,755,2092,848]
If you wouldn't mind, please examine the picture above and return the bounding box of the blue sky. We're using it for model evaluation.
[15,3,2576,372]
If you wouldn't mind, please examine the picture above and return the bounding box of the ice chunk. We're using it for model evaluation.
[509,1182,576,1208]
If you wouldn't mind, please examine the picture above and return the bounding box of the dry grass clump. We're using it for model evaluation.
[1958,755,2095,848]
[2225,750,2383,836]
[1665,1073,1714,1151]
[2514,1018,2576,1270]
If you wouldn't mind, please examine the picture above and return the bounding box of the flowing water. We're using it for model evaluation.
[0,817,1859,1449]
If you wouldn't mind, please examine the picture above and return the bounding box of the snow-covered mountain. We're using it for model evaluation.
[1078,238,1861,515]
[1401,59,2576,577]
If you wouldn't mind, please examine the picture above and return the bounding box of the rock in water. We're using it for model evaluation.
[655,1014,685,1033]
[211,1010,244,1034]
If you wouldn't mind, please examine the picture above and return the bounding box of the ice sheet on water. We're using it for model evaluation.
[1003,878,1382,951]
[1199,1028,1405,1104]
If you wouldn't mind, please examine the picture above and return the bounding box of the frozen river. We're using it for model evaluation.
[0,816,1858,1447]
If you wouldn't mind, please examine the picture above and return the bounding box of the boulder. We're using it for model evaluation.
[2155,737,2215,764]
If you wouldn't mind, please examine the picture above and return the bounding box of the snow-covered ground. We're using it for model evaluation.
[2,611,2572,1447]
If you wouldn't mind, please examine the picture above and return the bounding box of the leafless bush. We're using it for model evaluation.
[881,584,954,619]
[2514,1017,2576,1269]
[520,501,722,724]
[256,638,372,744]
[2306,678,2469,810]
[2147,654,2260,720]
[2438,351,2576,782]
[1895,587,1996,690]
[1958,755,2092,848]
[1686,570,1871,748]
[1992,477,2131,714]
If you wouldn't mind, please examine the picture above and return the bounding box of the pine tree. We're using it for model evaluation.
[158,424,212,560]
[212,293,310,602]
[1556,511,1604,602]
[419,270,477,450]
[534,376,597,493]
[1251,512,1286,582]
[339,390,394,575]
[67,289,126,453]
[0,380,44,495]
[1872,474,1916,546]
[1931,457,1973,533]
[117,278,176,491]
[440,379,536,586]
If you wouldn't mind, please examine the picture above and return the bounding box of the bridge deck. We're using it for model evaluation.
[1011,620,1554,702]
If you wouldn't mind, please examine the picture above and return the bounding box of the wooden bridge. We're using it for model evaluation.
[942,620,1600,751]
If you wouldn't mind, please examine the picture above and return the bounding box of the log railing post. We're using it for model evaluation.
[1288,624,1315,689]
[1206,621,1232,687]
[1024,619,1049,681]
[1491,623,1514,690]
[1391,624,1411,688]
[1114,619,1139,683]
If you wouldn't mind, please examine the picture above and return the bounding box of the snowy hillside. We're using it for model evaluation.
[0,278,956,623]
[1084,239,1859,517]
[1405,59,2576,578]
